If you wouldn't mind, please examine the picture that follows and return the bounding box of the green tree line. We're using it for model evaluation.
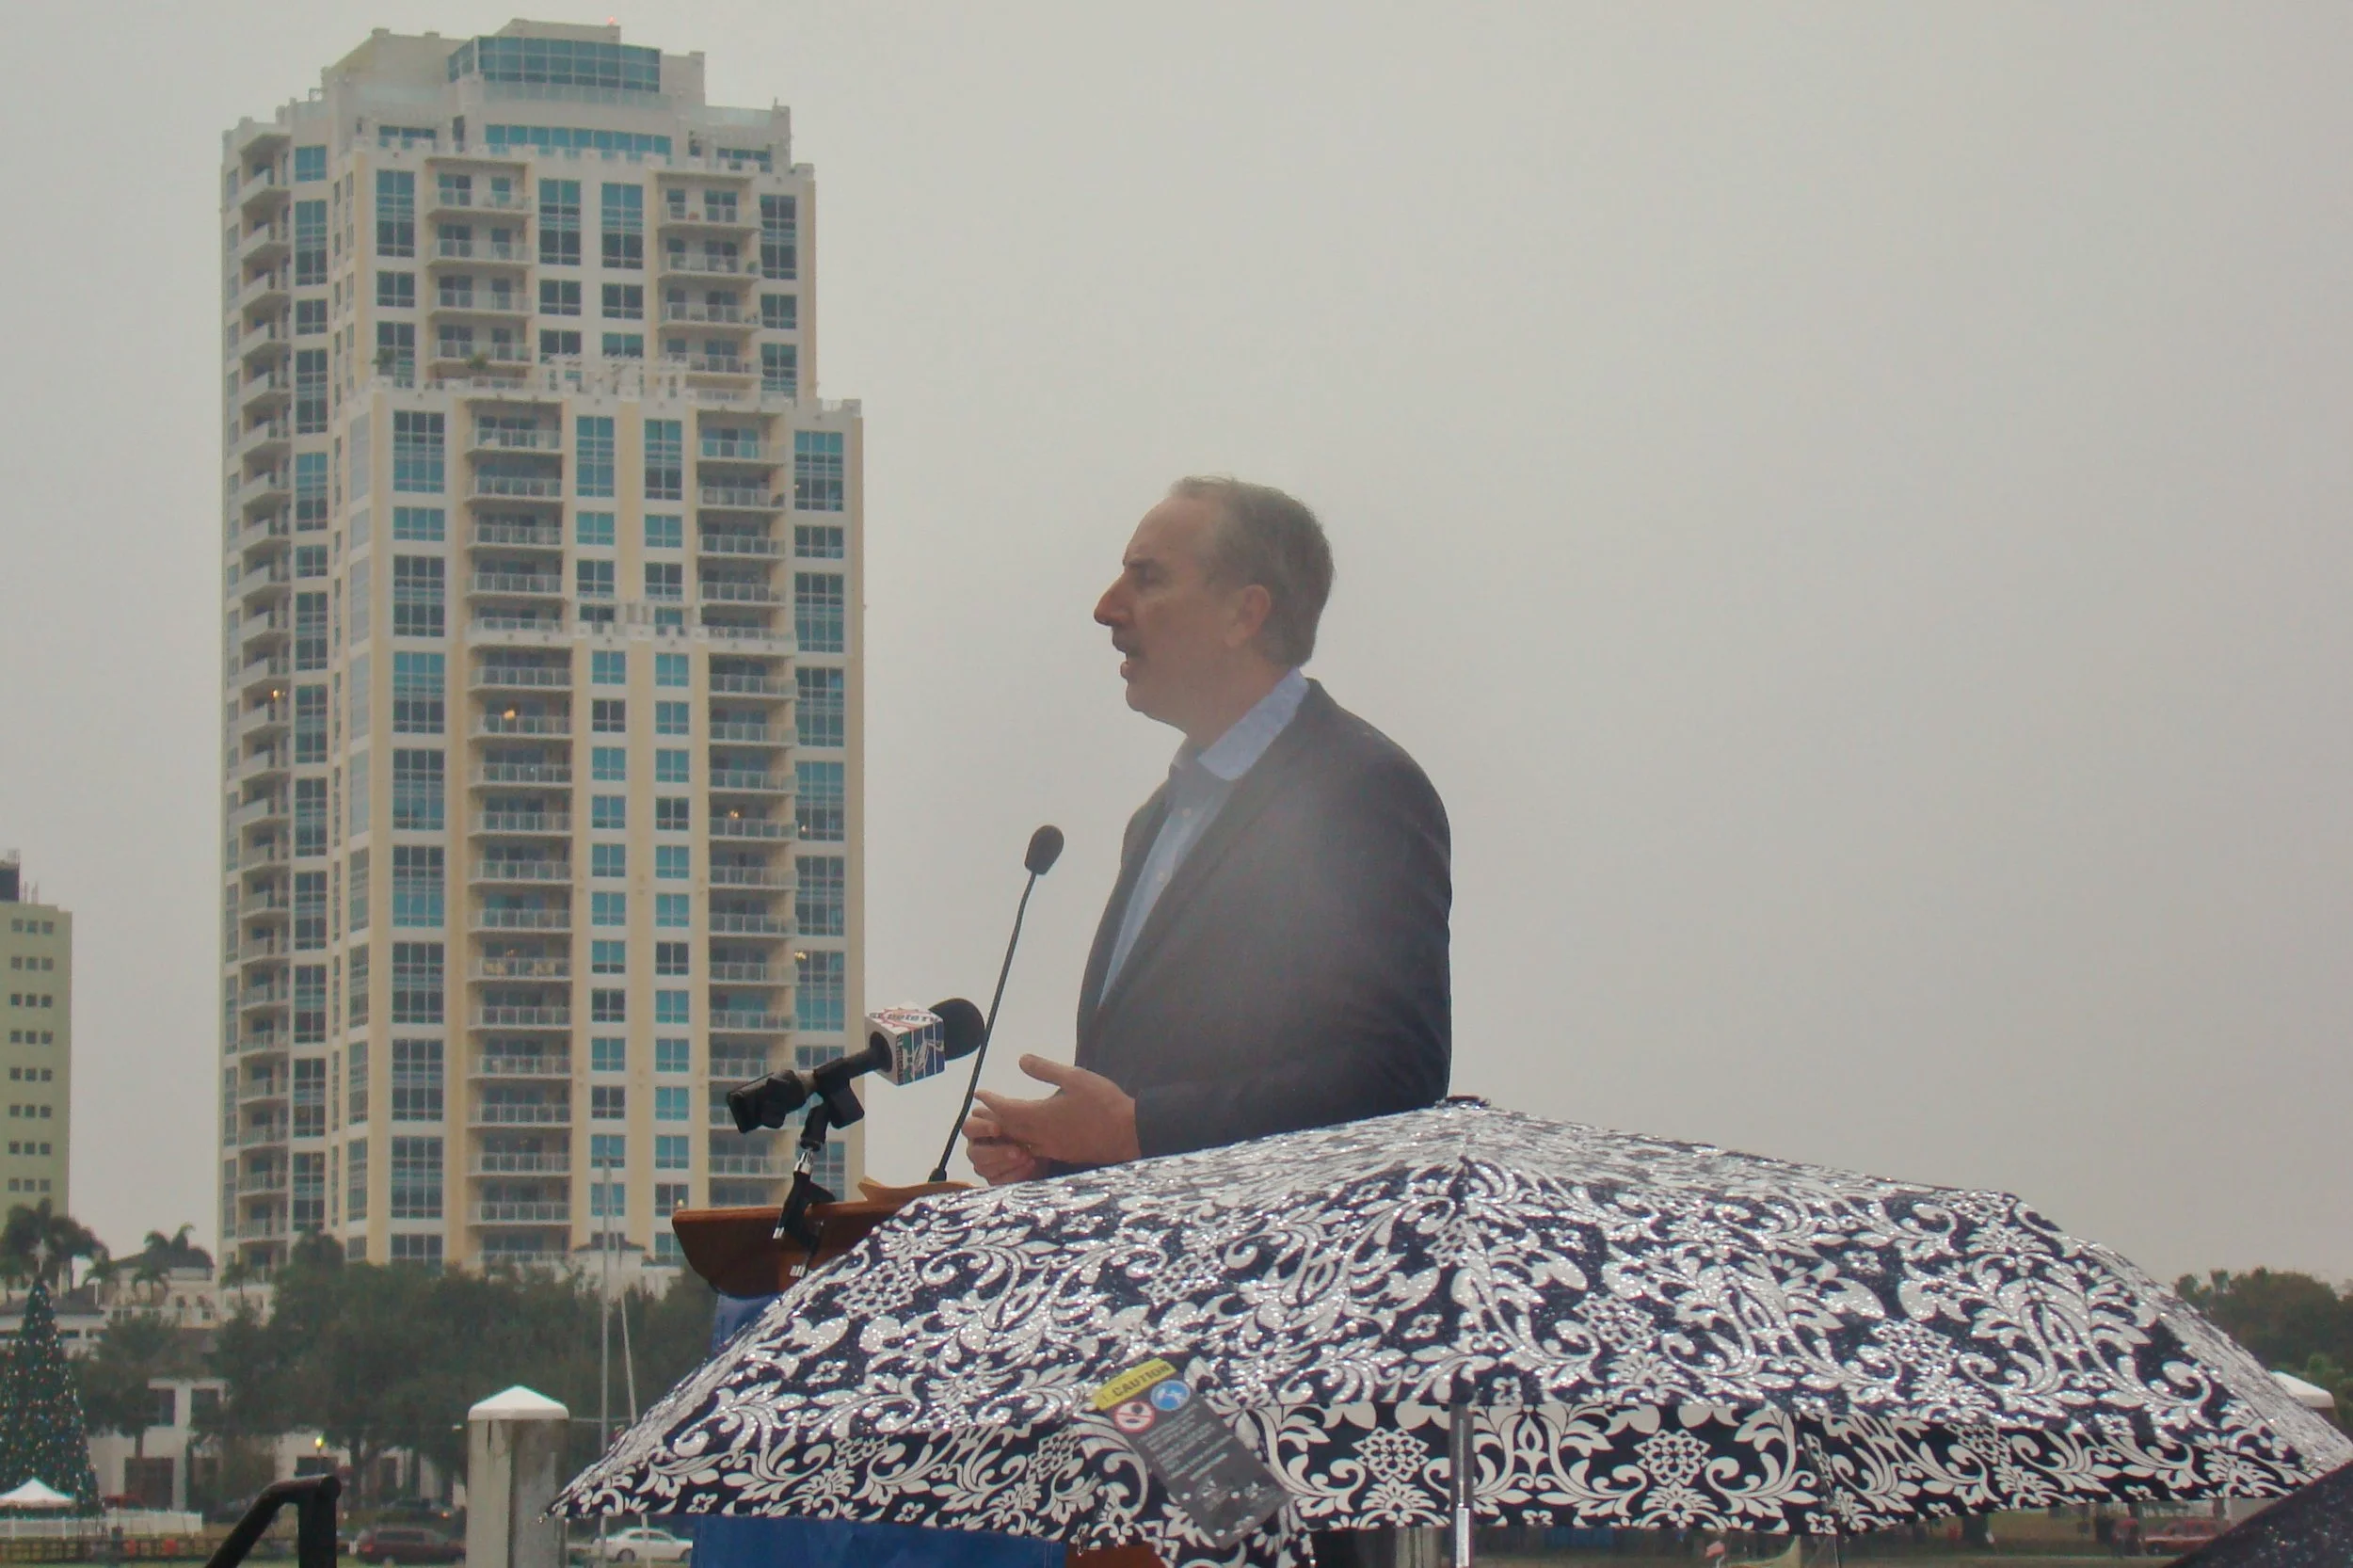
[2176,1268,2353,1426]
[75,1234,717,1503]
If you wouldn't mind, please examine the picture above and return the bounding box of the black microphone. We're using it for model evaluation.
[929,825,1064,1181]
[728,998,985,1134]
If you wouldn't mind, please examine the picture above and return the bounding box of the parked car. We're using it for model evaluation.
[352,1526,466,1563]
[593,1526,693,1563]
[2142,1516,2227,1555]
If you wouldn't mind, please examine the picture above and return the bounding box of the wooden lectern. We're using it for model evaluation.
[668,1183,1160,1568]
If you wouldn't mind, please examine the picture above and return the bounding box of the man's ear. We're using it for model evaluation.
[1225,583,1273,650]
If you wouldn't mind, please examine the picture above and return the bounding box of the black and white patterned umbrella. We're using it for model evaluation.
[557,1101,2349,1567]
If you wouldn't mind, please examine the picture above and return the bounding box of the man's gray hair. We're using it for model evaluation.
[1169,476,1336,667]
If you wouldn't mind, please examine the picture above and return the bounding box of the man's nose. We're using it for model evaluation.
[1093,582,1127,627]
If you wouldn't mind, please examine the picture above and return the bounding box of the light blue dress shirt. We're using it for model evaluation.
[1101,667,1311,992]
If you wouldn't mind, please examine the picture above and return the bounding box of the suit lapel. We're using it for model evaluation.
[1090,684,1334,1022]
[1079,785,1170,1029]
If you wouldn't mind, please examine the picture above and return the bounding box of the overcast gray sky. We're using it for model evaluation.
[3,2,2347,1283]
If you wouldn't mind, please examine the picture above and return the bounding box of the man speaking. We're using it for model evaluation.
[965,477,1451,1180]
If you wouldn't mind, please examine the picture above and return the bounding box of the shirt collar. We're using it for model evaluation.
[1176,668,1311,785]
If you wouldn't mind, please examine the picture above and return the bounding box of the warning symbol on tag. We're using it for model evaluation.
[1090,1359,1289,1547]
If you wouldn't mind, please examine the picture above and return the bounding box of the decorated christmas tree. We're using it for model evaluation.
[0,1279,99,1512]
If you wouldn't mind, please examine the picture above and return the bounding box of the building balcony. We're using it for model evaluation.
[237,561,293,607]
[430,344,534,375]
[472,1153,570,1176]
[696,532,782,559]
[236,1076,288,1107]
[238,168,289,219]
[474,956,570,981]
[708,962,782,984]
[432,291,531,319]
[708,672,788,697]
[470,475,564,503]
[471,859,571,884]
[235,700,289,742]
[234,418,294,467]
[709,1046,772,1073]
[433,186,531,216]
[240,888,290,921]
[472,426,564,454]
[472,1006,570,1030]
[238,932,290,962]
[470,611,568,635]
[709,1010,789,1033]
[708,912,789,936]
[234,466,291,514]
[696,486,784,512]
[233,747,290,786]
[472,906,571,931]
[471,1052,570,1079]
[696,623,793,647]
[658,250,744,278]
[232,514,293,559]
[472,762,572,787]
[709,864,788,888]
[472,520,564,550]
[472,664,571,691]
[234,269,289,314]
[698,580,781,606]
[468,805,574,828]
[234,1169,290,1196]
[228,793,287,831]
[707,1153,788,1177]
[707,722,781,746]
[709,815,792,840]
[659,202,757,234]
[235,616,289,662]
[471,1102,571,1127]
[237,370,292,421]
[236,221,290,268]
[667,354,754,381]
[473,712,570,738]
[470,570,565,596]
[434,238,530,267]
[233,1123,289,1149]
[664,302,750,327]
[236,840,292,872]
[708,769,788,793]
[237,983,288,1014]
[474,1202,571,1225]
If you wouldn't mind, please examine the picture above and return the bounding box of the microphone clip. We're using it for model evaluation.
[773,1092,852,1253]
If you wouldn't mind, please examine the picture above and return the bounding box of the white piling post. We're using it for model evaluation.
[466,1386,572,1568]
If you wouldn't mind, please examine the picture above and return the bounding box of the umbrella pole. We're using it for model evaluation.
[1448,1402,1473,1567]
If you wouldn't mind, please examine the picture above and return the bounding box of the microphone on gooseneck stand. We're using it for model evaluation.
[929,824,1065,1182]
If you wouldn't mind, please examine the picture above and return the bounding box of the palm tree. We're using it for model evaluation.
[0,1201,108,1289]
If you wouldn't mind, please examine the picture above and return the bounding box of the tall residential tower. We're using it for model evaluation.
[1,856,71,1209]
[220,23,864,1274]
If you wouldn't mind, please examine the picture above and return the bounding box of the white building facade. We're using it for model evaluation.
[220,23,864,1274]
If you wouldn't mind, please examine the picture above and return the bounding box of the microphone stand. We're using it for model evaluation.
[928,865,1043,1182]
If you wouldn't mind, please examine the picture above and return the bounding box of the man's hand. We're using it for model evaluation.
[966,1055,1142,1174]
[964,1137,1049,1186]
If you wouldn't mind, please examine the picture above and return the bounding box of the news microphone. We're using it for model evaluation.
[728,998,985,1134]
[929,825,1065,1181]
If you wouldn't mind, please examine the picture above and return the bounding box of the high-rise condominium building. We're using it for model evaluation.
[0,856,72,1209]
[220,22,864,1275]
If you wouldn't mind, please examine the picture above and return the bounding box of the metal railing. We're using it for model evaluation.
[205,1473,338,1568]
[699,533,781,557]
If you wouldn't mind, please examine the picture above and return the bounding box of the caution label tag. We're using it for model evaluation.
[1089,1359,1289,1547]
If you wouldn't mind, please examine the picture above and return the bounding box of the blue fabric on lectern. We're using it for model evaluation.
[683,1291,1063,1568]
